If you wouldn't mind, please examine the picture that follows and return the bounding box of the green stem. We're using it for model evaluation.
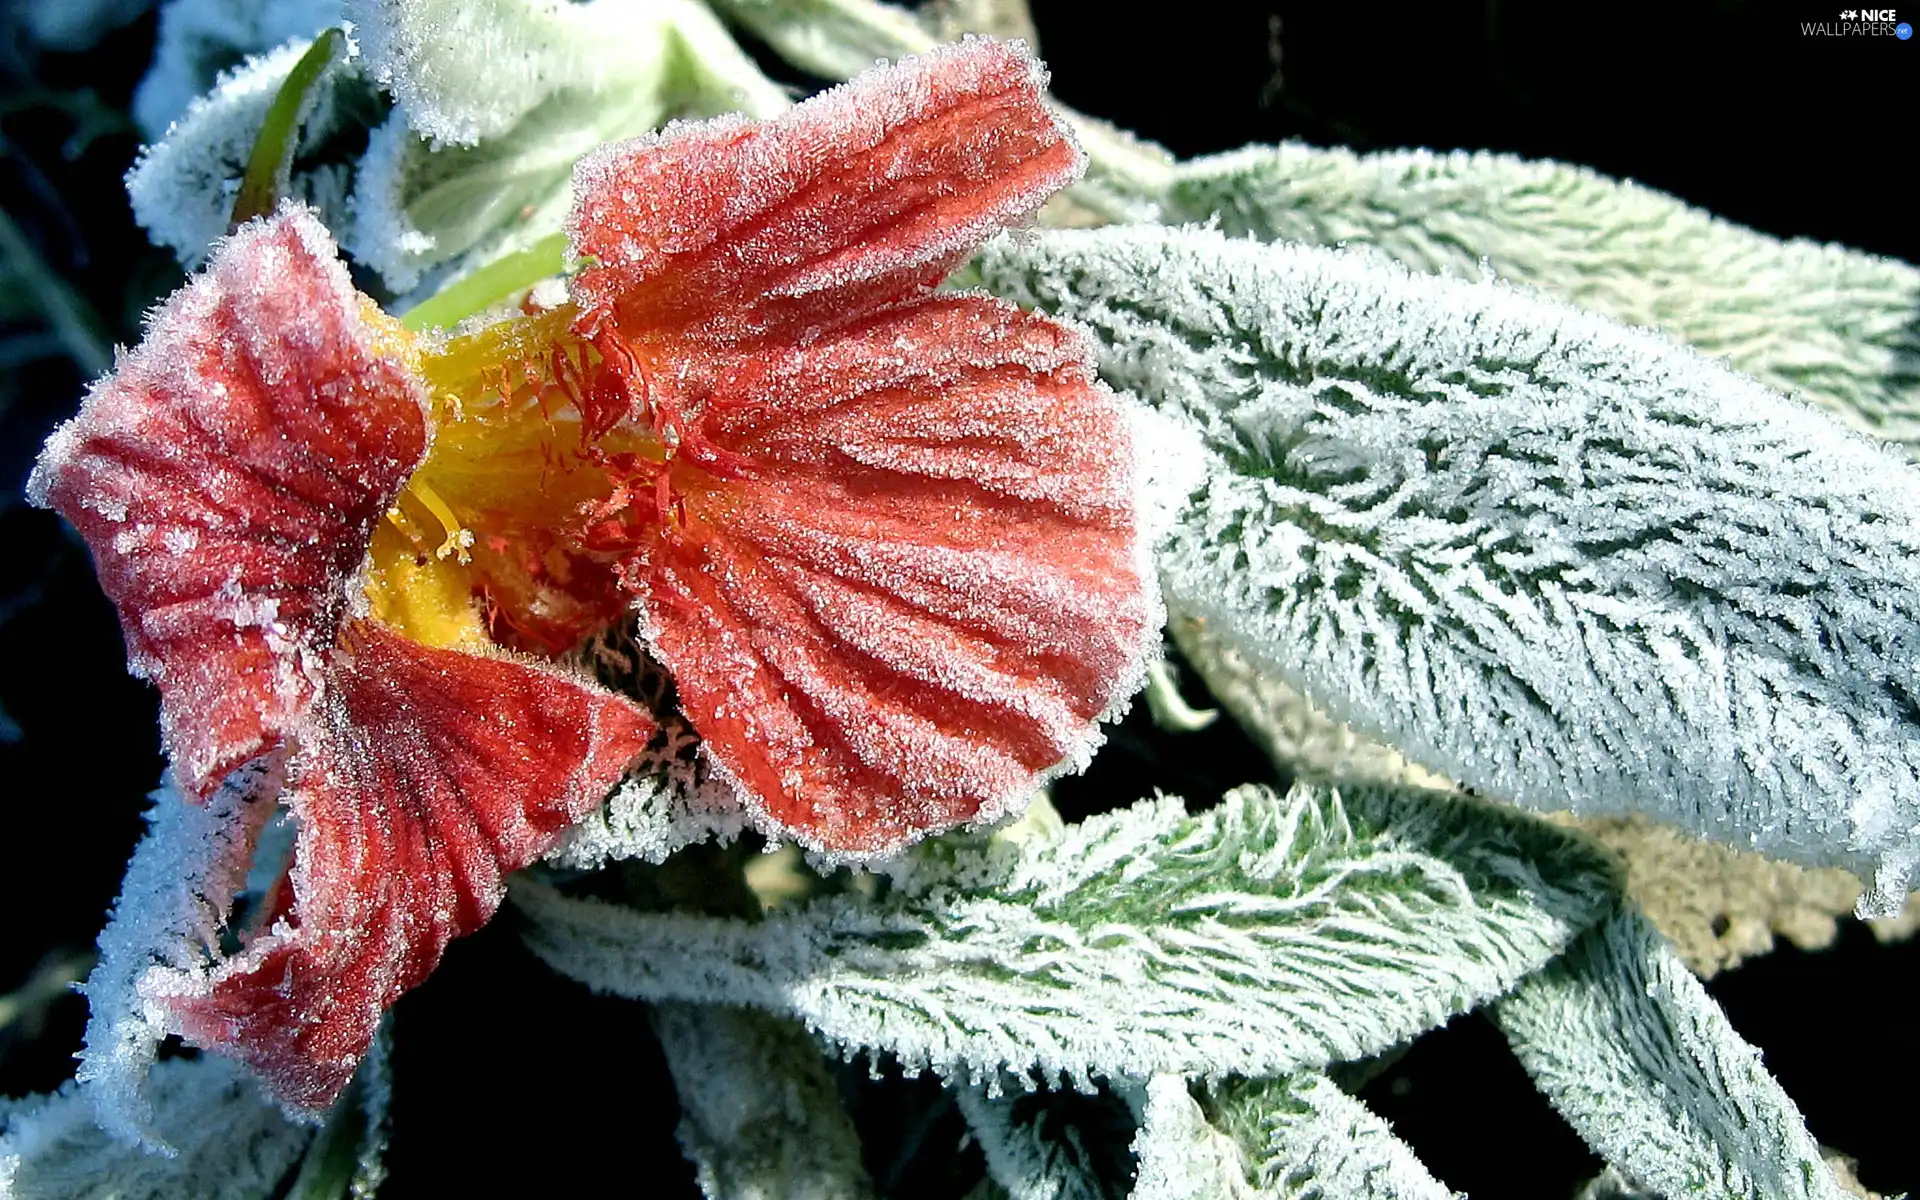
[229,28,348,231]
[398,233,570,331]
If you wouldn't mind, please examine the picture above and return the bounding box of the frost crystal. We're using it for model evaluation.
[1496,910,1847,1200]
[651,1004,875,1199]
[518,783,1617,1088]
[1157,144,1920,451]
[76,779,277,1147]
[126,40,365,271]
[1201,1073,1457,1199]
[977,224,1920,912]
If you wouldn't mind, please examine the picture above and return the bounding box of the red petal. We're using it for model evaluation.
[29,208,430,796]
[633,297,1151,853]
[156,620,654,1110]
[569,39,1081,345]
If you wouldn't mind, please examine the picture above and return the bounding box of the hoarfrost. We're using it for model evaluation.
[346,0,787,292]
[1201,1073,1458,1199]
[518,782,1617,1089]
[1495,909,1847,1200]
[977,224,1920,913]
[0,1056,308,1198]
[651,1004,875,1199]
[1155,144,1920,452]
[126,39,366,270]
[74,775,277,1148]
[133,0,345,138]
[1128,1076,1259,1200]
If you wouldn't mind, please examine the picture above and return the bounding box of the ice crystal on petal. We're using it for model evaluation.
[568,38,1083,343]
[36,206,653,1113]
[152,623,653,1110]
[30,203,429,798]
[549,40,1155,856]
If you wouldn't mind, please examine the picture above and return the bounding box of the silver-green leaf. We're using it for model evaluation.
[651,1004,875,1200]
[976,225,1920,912]
[517,782,1617,1088]
[1494,909,1845,1200]
[1201,1073,1457,1200]
[1156,145,1920,450]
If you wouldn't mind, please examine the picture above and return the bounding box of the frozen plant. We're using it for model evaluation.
[4,1,1918,1198]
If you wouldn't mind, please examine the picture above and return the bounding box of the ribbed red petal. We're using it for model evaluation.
[29,208,430,797]
[632,297,1151,853]
[156,621,654,1110]
[568,39,1082,346]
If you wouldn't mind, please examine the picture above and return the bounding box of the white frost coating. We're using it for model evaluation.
[345,0,786,291]
[651,1004,876,1200]
[1202,1074,1458,1200]
[703,0,939,82]
[1128,1076,1259,1200]
[125,39,360,270]
[976,225,1920,914]
[0,1057,310,1199]
[1170,616,1452,793]
[1158,144,1920,453]
[545,628,744,868]
[76,776,278,1149]
[133,0,343,138]
[518,782,1617,1088]
[1494,910,1847,1200]
[955,1083,1117,1200]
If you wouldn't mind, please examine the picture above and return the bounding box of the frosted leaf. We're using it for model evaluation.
[1128,1076,1259,1200]
[133,0,345,138]
[1,1031,391,1199]
[1494,909,1848,1200]
[126,41,368,270]
[955,1081,1132,1200]
[651,1004,876,1199]
[346,0,782,147]
[1156,145,1920,453]
[1169,615,1451,792]
[346,0,786,292]
[76,777,277,1148]
[703,0,940,83]
[517,782,1618,1087]
[1201,1074,1457,1200]
[976,225,1920,913]
[0,1057,309,1199]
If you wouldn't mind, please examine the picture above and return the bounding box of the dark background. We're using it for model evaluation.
[1,1,1914,1195]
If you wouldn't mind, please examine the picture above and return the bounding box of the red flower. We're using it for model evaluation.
[32,38,1151,1113]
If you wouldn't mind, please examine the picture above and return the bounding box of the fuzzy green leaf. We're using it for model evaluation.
[1155,145,1920,451]
[1494,910,1844,1200]
[1200,1074,1456,1200]
[519,783,1617,1088]
[652,1004,875,1200]
[345,0,787,292]
[975,225,1920,912]
[0,1038,388,1200]
[229,27,350,229]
